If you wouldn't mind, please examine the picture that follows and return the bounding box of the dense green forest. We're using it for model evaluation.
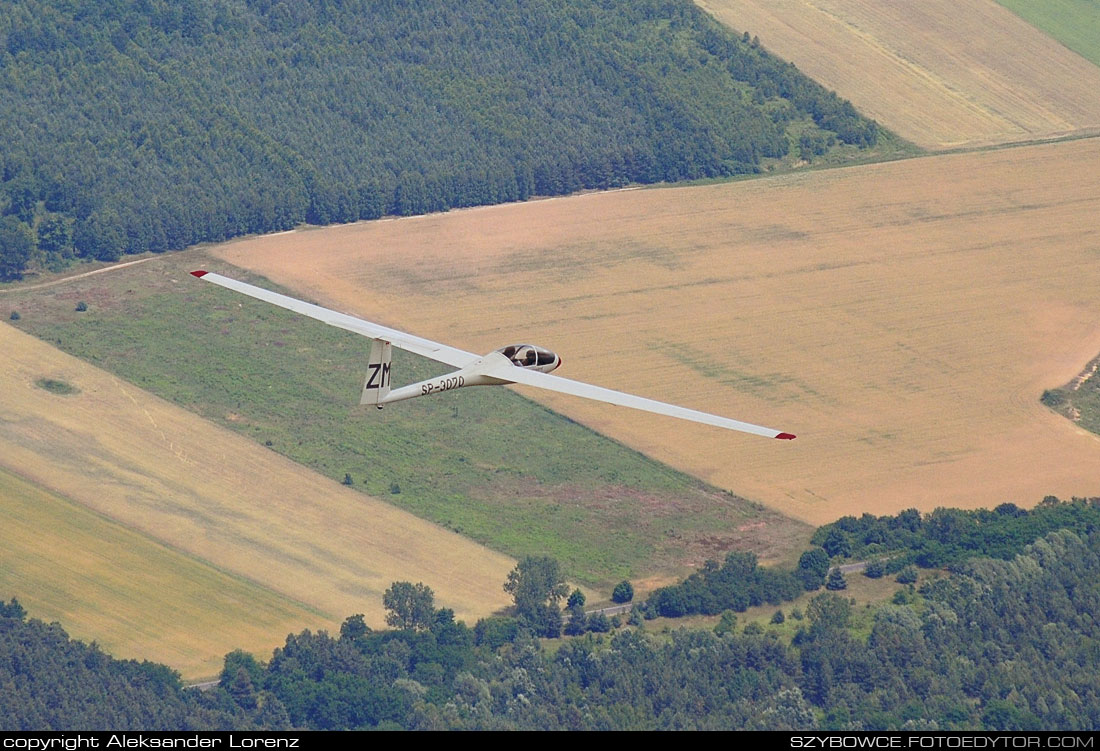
[0,0,880,279]
[5,523,1100,730]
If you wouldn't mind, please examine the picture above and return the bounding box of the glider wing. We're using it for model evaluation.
[480,357,795,439]
[190,270,479,368]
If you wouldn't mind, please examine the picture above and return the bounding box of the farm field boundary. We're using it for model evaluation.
[995,0,1100,68]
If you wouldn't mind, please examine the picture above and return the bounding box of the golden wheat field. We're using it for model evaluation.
[0,467,316,679]
[695,0,1100,150]
[0,324,515,675]
[215,138,1100,526]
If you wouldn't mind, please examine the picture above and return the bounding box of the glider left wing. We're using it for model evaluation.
[190,270,478,369]
[481,358,795,439]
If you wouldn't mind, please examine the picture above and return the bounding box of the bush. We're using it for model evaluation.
[587,613,611,633]
[611,580,634,604]
[826,569,847,591]
[892,587,916,605]
[863,559,886,579]
[823,529,851,558]
[473,616,519,649]
[1041,389,1066,408]
[771,610,785,624]
[9,311,20,320]
[896,565,918,584]
[36,378,78,395]
[75,301,87,312]
[714,610,738,636]
[564,605,587,636]
[798,548,830,591]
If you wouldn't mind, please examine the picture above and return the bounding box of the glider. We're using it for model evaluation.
[190,270,795,440]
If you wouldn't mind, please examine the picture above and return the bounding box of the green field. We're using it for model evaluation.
[997,0,1100,67]
[4,254,810,587]
[0,466,318,679]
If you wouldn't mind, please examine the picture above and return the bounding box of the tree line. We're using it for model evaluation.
[812,495,1100,569]
[0,599,262,730]
[634,495,1100,620]
[0,0,879,279]
[7,526,1100,729]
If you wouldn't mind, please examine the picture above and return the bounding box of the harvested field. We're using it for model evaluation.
[0,324,515,673]
[695,0,1100,149]
[215,138,1100,526]
[0,467,314,679]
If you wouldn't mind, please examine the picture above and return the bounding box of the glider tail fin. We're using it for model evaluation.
[360,338,393,406]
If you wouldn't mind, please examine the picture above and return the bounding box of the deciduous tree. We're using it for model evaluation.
[383,581,436,631]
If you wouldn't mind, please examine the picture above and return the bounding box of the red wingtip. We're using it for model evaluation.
[190,270,208,277]
[776,432,796,440]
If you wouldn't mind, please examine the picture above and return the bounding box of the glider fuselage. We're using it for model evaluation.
[377,346,561,406]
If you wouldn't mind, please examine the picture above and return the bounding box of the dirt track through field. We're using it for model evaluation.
[0,324,515,672]
[695,0,1100,149]
[214,138,1100,525]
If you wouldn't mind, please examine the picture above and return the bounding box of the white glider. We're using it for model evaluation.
[190,270,795,440]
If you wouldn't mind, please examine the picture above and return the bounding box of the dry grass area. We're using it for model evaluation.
[0,324,515,674]
[215,138,1100,526]
[0,467,315,679]
[695,0,1100,150]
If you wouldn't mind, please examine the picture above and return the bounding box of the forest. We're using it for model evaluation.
[0,0,879,278]
[4,518,1100,730]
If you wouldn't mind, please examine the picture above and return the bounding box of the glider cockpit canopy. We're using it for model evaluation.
[496,344,560,372]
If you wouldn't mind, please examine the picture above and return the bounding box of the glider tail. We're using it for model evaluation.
[360,338,393,406]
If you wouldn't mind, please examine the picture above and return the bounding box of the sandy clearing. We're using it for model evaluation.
[0,324,515,654]
[214,138,1100,526]
[695,0,1100,149]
